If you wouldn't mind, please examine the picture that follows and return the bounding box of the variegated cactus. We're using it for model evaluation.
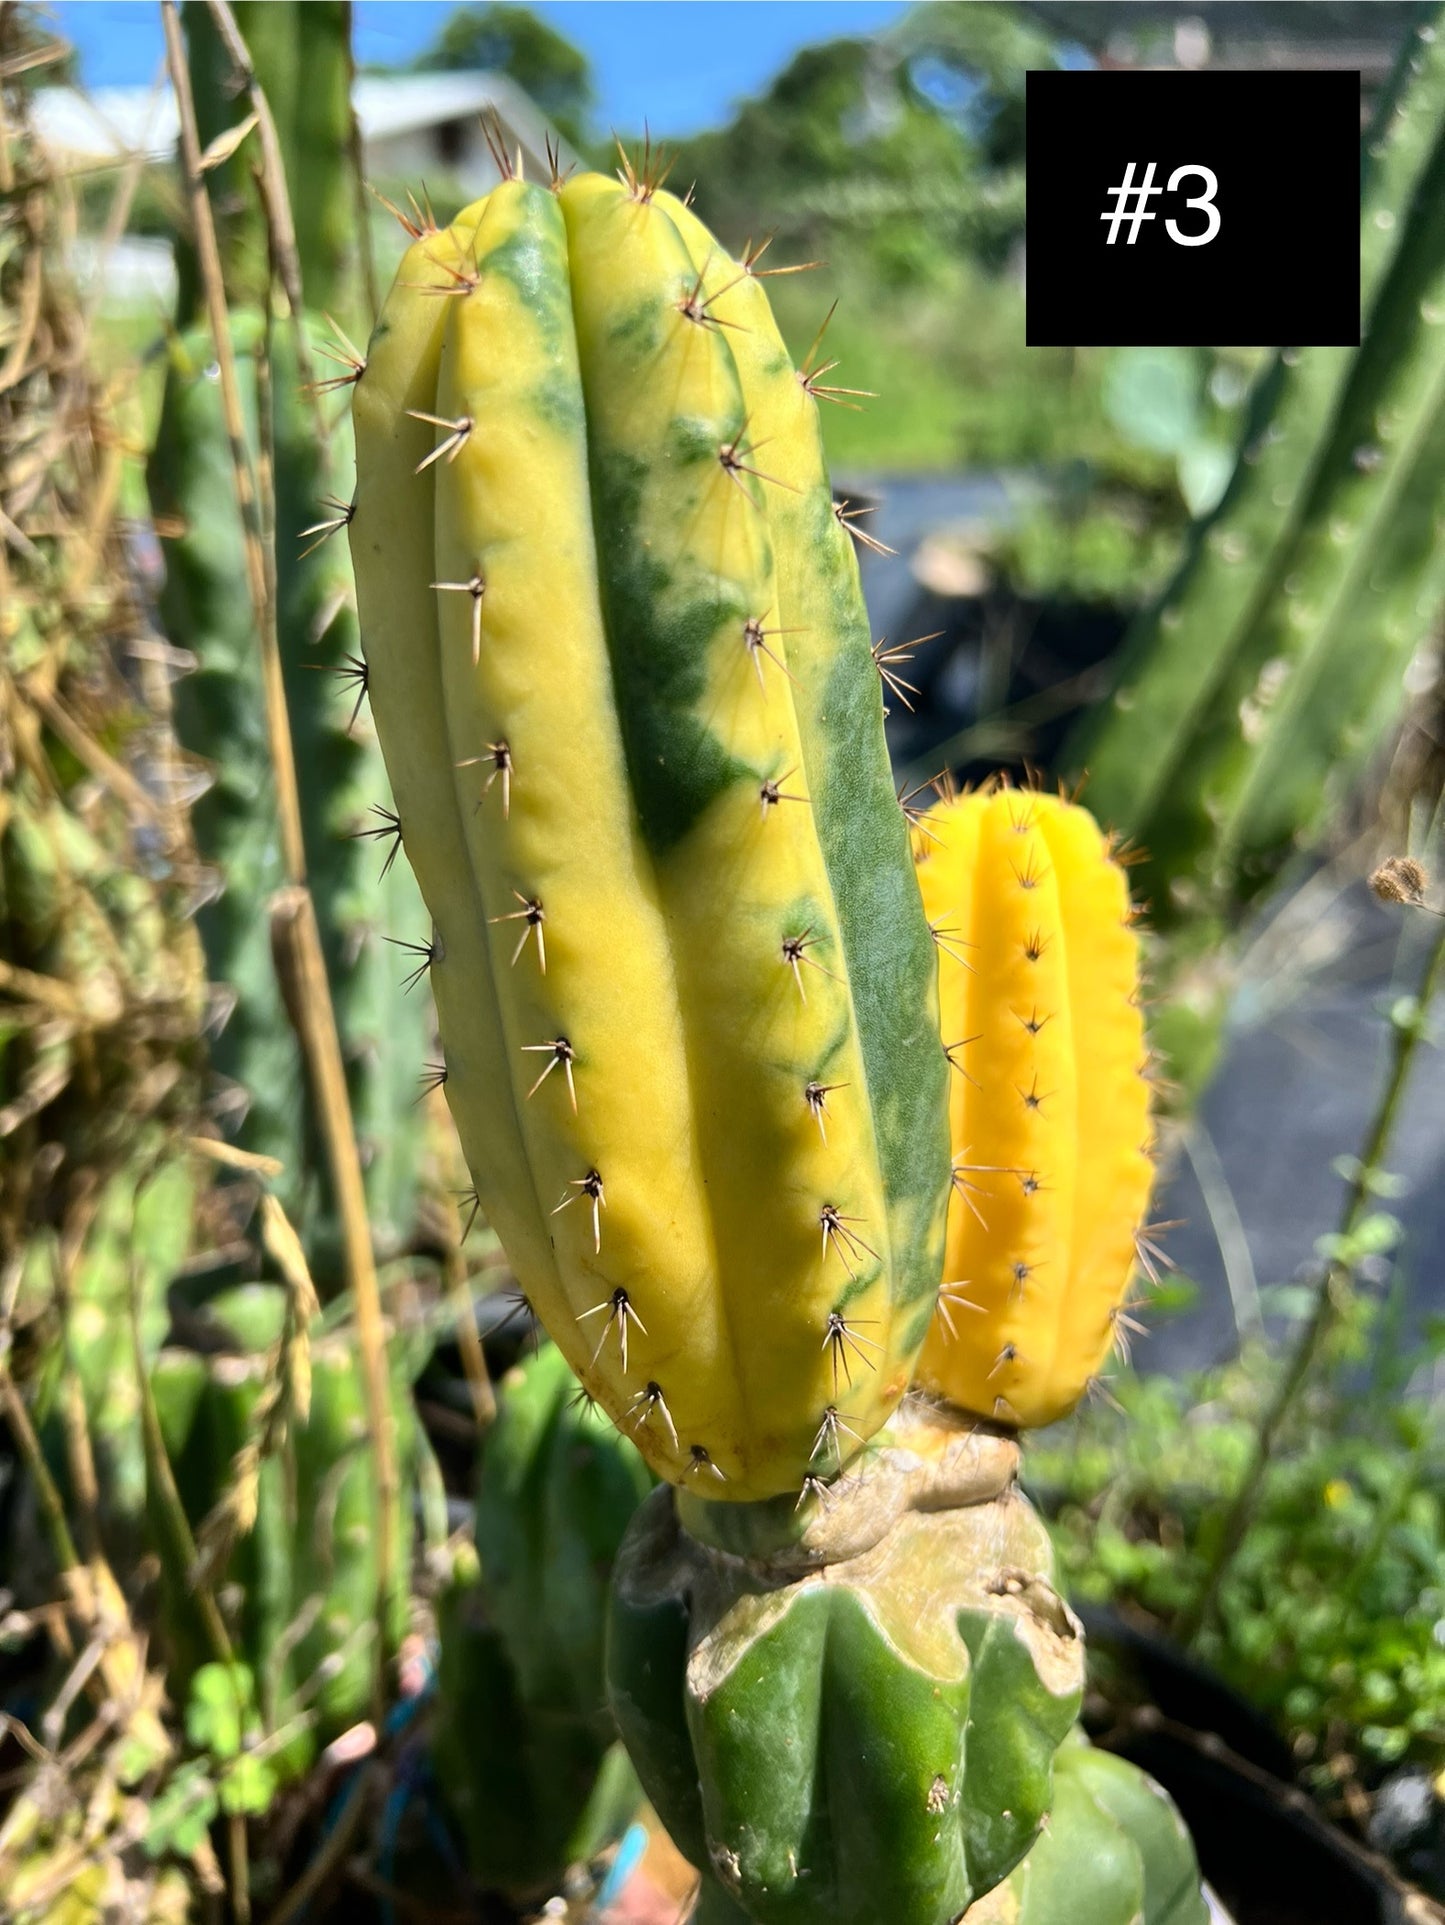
[348,160,951,1504]
[344,151,1122,1925]
[912,783,1156,1428]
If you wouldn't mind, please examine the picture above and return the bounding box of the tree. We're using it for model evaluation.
[411,5,593,149]
[891,2,1059,171]
[667,6,1061,285]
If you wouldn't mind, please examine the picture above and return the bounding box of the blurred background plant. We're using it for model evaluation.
[6,0,1445,1920]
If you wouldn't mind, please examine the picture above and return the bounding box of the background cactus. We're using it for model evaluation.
[1067,11,1445,937]
[434,1341,650,1896]
[20,1156,194,1535]
[148,1279,440,1760]
[349,165,951,1501]
[175,0,362,323]
[149,313,430,1278]
[961,1736,1209,1925]
[912,783,1153,1428]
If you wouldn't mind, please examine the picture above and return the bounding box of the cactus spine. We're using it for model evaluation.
[1069,10,1445,925]
[912,784,1153,1428]
[350,168,950,1501]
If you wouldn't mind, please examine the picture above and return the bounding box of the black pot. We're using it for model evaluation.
[1079,1606,1421,1925]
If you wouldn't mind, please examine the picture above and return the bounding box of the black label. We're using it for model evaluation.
[1025,69,1361,347]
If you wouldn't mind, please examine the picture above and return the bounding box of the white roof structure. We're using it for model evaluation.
[30,81,176,165]
[353,72,541,144]
[30,70,574,183]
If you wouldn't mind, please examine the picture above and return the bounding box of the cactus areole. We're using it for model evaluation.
[349,165,951,1504]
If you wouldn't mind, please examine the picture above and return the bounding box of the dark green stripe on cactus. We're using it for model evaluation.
[586,450,753,853]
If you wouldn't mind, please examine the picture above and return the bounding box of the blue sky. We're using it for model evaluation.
[54,2,911,134]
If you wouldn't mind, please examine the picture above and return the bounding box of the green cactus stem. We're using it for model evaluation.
[149,313,429,1278]
[176,1,359,322]
[434,1342,651,1895]
[25,1156,195,1537]
[609,1403,1084,1925]
[148,1284,434,1760]
[1069,9,1445,926]
[687,1734,1208,1925]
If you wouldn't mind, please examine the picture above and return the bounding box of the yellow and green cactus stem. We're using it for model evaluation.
[348,159,951,1503]
[912,780,1155,1429]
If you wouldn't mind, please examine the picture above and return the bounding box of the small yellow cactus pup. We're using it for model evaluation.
[914,781,1155,1427]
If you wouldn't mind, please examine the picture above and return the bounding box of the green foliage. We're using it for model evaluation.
[669,3,1058,295]
[183,1663,280,1816]
[762,262,1189,478]
[1099,348,1238,517]
[675,35,986,289]
[1028,1302,1445,1788]
[891,0,1059,170]
[409,3,594,149]
[989,478,1180,608]
[141,1666,284,1864]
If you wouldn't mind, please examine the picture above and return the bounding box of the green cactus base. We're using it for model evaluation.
[433,1343,652,1896]
[687,1733,1209,1925]
[609,1405,1084,1925]
[961,1734,1211,1925]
